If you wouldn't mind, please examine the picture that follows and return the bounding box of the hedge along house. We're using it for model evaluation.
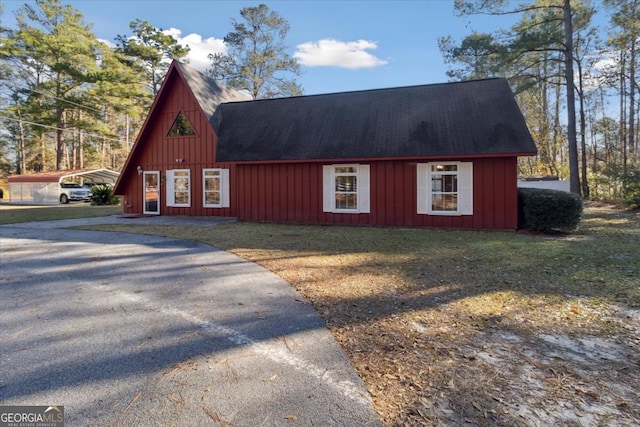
[114,61,537,229]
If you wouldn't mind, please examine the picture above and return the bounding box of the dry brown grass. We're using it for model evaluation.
[84,203,639,426]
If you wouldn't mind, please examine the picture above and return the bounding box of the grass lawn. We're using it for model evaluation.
[0,203,122,225]
[6,202,639,425]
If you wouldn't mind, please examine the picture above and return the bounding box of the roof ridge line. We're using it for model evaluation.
[222,77,507,104]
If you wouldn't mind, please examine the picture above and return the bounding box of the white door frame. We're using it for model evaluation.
[143,171,160,215]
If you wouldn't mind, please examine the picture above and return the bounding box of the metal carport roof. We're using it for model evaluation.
[8,169,120,205]
[8,169,120,184]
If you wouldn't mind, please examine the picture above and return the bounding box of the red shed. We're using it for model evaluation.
[114,61,536,229]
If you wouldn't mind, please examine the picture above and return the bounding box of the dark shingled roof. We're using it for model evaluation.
[175,61,248,121]
[212,78,536,162]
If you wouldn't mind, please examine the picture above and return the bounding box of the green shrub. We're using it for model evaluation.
[518,187,583,233]
[621,170,640,209]
[90,185,120,206]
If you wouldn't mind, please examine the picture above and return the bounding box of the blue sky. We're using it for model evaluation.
[1,0,611,95]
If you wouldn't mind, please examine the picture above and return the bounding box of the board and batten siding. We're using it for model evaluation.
[234,157,519,229]
[119,76,235,217]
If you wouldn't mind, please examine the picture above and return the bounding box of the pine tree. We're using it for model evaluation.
[208,4,302,99]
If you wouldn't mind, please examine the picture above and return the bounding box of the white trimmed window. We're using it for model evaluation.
[323,164,370,213]
[417,162,473,215]
[166,169,191,207]
[203,168,230,208]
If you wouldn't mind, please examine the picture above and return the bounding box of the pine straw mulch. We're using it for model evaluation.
[85,203,640,426]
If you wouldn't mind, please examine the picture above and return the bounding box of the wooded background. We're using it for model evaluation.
[1,0,638,204]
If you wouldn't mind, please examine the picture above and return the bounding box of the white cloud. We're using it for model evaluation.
[98,38,114,48]
[163,28,227,72]
[582,51,618,92]
[294,39,388,69]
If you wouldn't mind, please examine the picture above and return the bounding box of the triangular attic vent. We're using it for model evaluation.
[167,111,196,137]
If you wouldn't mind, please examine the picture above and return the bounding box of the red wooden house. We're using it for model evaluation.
[114,61,536,229]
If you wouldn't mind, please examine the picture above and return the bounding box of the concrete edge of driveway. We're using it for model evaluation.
[1,213,239,228]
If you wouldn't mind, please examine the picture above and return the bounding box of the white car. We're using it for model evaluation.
[59,182,92,204]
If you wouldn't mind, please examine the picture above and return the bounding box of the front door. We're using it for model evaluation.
[143,171,160,215]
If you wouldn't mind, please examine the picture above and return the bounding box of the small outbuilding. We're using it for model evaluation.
[8,169,120,205]
[114,61,537,229]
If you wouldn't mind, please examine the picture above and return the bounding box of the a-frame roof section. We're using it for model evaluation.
[114,61,246,194]
[174,61,248,123]
[214,78,537,162]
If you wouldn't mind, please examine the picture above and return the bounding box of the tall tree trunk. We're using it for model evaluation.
[552,79,563,173]
[620,50,627,177]
[79,131,84,169]
[628,36,636,157]
[100,140,106,168]
[539,60,554,175]
[152,64,158,95]
[577,58,590,198]
[71,128,77,169]
[56,109,66,170]
[564,0,580,195]
[125,114,130,148]
[599,86,610,167]
[78,111,84,169]
[40,135,46,172]
[17,111,26,175]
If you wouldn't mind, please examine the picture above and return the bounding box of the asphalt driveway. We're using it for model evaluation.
[0,217,381,426]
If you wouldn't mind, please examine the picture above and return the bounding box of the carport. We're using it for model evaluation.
[8,169,120,205]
